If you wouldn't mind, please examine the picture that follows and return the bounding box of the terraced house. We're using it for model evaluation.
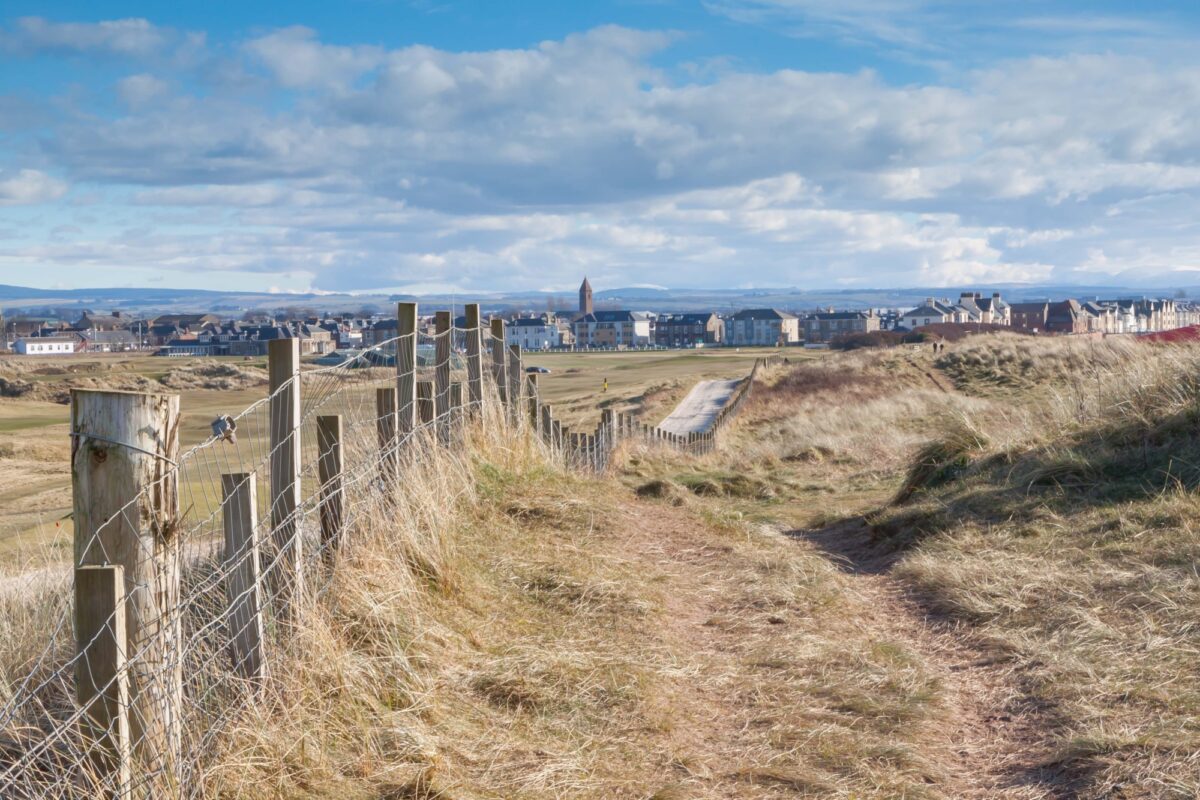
[654,312,723,347]
[573,310,653,349]
[728,308,800,346]
[900,298,960,329]
[803,310,880,344]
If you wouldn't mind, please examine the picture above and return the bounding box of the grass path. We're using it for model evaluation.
[795,518,1073,798]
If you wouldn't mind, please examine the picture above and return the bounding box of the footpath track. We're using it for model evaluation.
[657,378,743,435]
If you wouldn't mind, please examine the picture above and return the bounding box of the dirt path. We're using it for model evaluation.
[796,519,1073,799]
[595,491,1073,797]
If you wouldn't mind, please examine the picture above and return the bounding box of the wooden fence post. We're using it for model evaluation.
[71,388,181,782]
[317,415,344,562]
[434,311,451,442]
[417,380,434,427]
[465,303,483,412]
[221,473,265,684]
[268,337,303,619]
[541,404,553,446]
[526,373,539,434]
[450,382,464,435]
[507,344,523,424]
[376,387,398,485]
[490,319,507,405]
[397,302,418,438]
[75,564,131,800]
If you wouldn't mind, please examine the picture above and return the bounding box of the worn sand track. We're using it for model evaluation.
[795,519,1075,799]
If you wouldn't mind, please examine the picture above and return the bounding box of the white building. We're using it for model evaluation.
[901,299,959,329]
[15,336,77,355]
[506,315,572,350]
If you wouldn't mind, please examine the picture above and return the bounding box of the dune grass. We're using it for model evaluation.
[6,333,1199,797]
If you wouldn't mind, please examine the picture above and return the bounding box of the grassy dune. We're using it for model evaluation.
[3,336,1197,797]
[637,334,1200,797]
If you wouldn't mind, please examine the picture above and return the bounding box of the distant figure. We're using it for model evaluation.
[602,378,608,393]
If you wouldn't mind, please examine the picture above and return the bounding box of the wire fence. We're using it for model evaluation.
[0,310,762,798]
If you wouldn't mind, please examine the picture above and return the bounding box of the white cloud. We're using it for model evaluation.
[0,169,68,205]
[8,21,1200,292]
[116,73,168,107]
[7,17,173,57]
[243,26,384,89]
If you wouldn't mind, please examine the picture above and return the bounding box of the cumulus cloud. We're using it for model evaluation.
[4,17,1200,292]
[116,73,168,107]
[0,169,67,205]
[243,26,384,89]
[4,16,172,57]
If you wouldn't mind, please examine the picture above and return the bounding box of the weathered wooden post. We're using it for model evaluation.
[507,344,523,424]
[417,380,434,428]
[397,302,418,439]
[268,337,303,618]
[490,318,507,405]
[376,387,398,485]
[465,303,483,413]
[541,404,553,447]
[449,382,464,436]
[221,473,265,684]
[317,415,344,562]
[601,409,615,470]
[75,564,131,799]
[526,373,540,434]
[72,388,181,783]
[434,311,451,442]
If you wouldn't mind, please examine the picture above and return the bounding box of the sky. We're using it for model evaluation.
[3,1,1200,294]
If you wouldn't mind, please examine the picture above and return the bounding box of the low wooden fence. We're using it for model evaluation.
[535,354,780,472]
[0,303,564,799]
[0,318,780,798]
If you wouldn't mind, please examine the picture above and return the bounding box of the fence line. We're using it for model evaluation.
[537,353,778,471]
[0,312,776,798]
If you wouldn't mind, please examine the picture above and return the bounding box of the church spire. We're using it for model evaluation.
[579,276,594,315]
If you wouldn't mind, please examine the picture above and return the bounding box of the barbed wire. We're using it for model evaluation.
[0,323,755,798]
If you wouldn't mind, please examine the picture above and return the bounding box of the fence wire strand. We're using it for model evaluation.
[0,321,760,798]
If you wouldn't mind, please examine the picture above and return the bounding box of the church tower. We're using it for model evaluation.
[579,276,594,316]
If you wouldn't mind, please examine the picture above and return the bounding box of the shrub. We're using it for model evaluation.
[830,330,925,350]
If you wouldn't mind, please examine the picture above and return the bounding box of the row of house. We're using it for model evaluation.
[900,292,1198,335]
[6,310,356,356]
[502,308,811,350]
[9,280,1196,358]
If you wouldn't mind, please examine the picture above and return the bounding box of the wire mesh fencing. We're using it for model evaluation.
[0,312,539,799]
[0,310,761,798]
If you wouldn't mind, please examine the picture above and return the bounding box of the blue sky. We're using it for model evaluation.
[2,1,1200,293]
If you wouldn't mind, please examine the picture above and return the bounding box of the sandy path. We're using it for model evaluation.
[796,519,1073,798]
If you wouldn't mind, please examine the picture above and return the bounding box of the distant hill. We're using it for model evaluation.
[0,281,1193,318]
